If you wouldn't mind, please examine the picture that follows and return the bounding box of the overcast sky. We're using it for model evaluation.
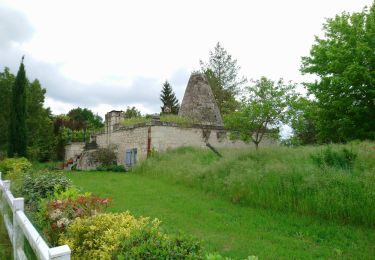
[0,0,372,119]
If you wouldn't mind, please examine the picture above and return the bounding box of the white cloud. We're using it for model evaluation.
[0,0,372,117]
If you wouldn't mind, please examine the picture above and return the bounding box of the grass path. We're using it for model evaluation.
[68,171,375,259]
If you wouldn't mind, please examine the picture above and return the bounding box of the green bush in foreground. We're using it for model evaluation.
[116,222,203,260]
[133,142,375,226]
[0,157,32,179]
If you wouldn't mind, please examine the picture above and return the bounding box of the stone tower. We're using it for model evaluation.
[179,73,223,126]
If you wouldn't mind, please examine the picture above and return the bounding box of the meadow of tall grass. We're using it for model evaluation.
[133,141,375,227]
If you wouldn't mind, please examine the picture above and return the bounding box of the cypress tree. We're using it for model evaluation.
[8,57,28,157]
[160,81,179,114]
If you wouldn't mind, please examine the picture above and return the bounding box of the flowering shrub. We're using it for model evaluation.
[59,212,150,259]
[37,187,112,246]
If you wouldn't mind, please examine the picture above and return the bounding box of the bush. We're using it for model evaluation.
[116,222,204,260]
[20,171,72,209]
[0,157,32,180]
[91,146,117,166]
[36,187,112,246]
[59,212,150,259]
[311,146,357,170]
[96,164,125,172]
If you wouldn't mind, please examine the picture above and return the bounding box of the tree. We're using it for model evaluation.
[26,80,55,161]
[67,107,103,130]
[200,42,246,115]
[8,58,28,157]
[124,106,141,118]
[0,68,15,152]
[160,81,179,114]
[301,3,375,142]
[225,77,297,150]
[288,97,318,145]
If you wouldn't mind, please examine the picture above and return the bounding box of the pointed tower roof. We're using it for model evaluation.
[178,73,223,126]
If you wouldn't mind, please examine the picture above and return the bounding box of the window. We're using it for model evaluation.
[125,148,137,167]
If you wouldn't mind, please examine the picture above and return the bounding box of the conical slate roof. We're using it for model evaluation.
[178,73,223,126]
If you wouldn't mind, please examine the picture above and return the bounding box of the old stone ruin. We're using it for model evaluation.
[64,73,276,170]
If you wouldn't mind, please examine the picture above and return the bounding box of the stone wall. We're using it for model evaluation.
[64,142,85,161]
[96,126,149,166]
[94,124,277,167]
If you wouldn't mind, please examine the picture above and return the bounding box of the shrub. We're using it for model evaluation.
[116,222,204,260]
[20,171,72,209]
[91,146,117,166]
[311,147,357,170]
[0,157,32,180]
[59,212,150,259]
[36,187,112,246]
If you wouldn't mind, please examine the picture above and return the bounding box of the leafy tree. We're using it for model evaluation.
[200,42,246,115]
[67,107,103,130]
[205,69,239,115]
[124,106,141,118]
[225,77,297,150]
[0,68,15,151]
[301,3,375,142]
[26,80,55,161]
[160,81,179,114]
[8,59,28,157]
[288,97,318,145]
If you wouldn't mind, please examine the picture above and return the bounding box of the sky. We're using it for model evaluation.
[0,0,373,119]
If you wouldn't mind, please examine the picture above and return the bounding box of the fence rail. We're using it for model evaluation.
[0,172,71,260]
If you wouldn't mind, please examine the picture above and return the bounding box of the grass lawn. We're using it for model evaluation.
[68,171,375,259]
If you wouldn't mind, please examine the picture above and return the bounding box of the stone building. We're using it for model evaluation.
[65,73,276,169]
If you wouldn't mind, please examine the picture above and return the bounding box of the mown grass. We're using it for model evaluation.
[68,171,375,259]
[133,142,375,227]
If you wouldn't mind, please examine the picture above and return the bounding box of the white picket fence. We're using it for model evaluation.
[0,172,71,260]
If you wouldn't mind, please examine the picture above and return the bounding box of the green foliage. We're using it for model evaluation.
[59,212,151,259]
[35,187,112,246]
[0,68,14,152]
[205,69,239,115]
[26,80,55,161]
[225,77,297,149]
[311,146,357,170]
[301,3,375,142]
[8,60,28,157]
[92,146,118,166]
[67,107,104,130]
[200,42,246,98]
[19,171,72,209]
[121,116,151,126]
[0,157,32,176]
[116,222,204,260]
[96,164,125,172]
[287,97,318,145]
[160,81,180,114]
[133,142,375,226]
[160,114,193,127]
[123,106,141,118]
[200,42,246,115]
[205,253,258,260]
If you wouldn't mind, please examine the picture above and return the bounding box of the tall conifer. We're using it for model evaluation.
[8,57,27,157]
[160,81,179,114]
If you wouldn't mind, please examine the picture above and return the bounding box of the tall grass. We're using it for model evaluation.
[133,142,375,227]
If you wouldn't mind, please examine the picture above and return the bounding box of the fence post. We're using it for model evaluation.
[13,198,24,260]
[49,245,71,260]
